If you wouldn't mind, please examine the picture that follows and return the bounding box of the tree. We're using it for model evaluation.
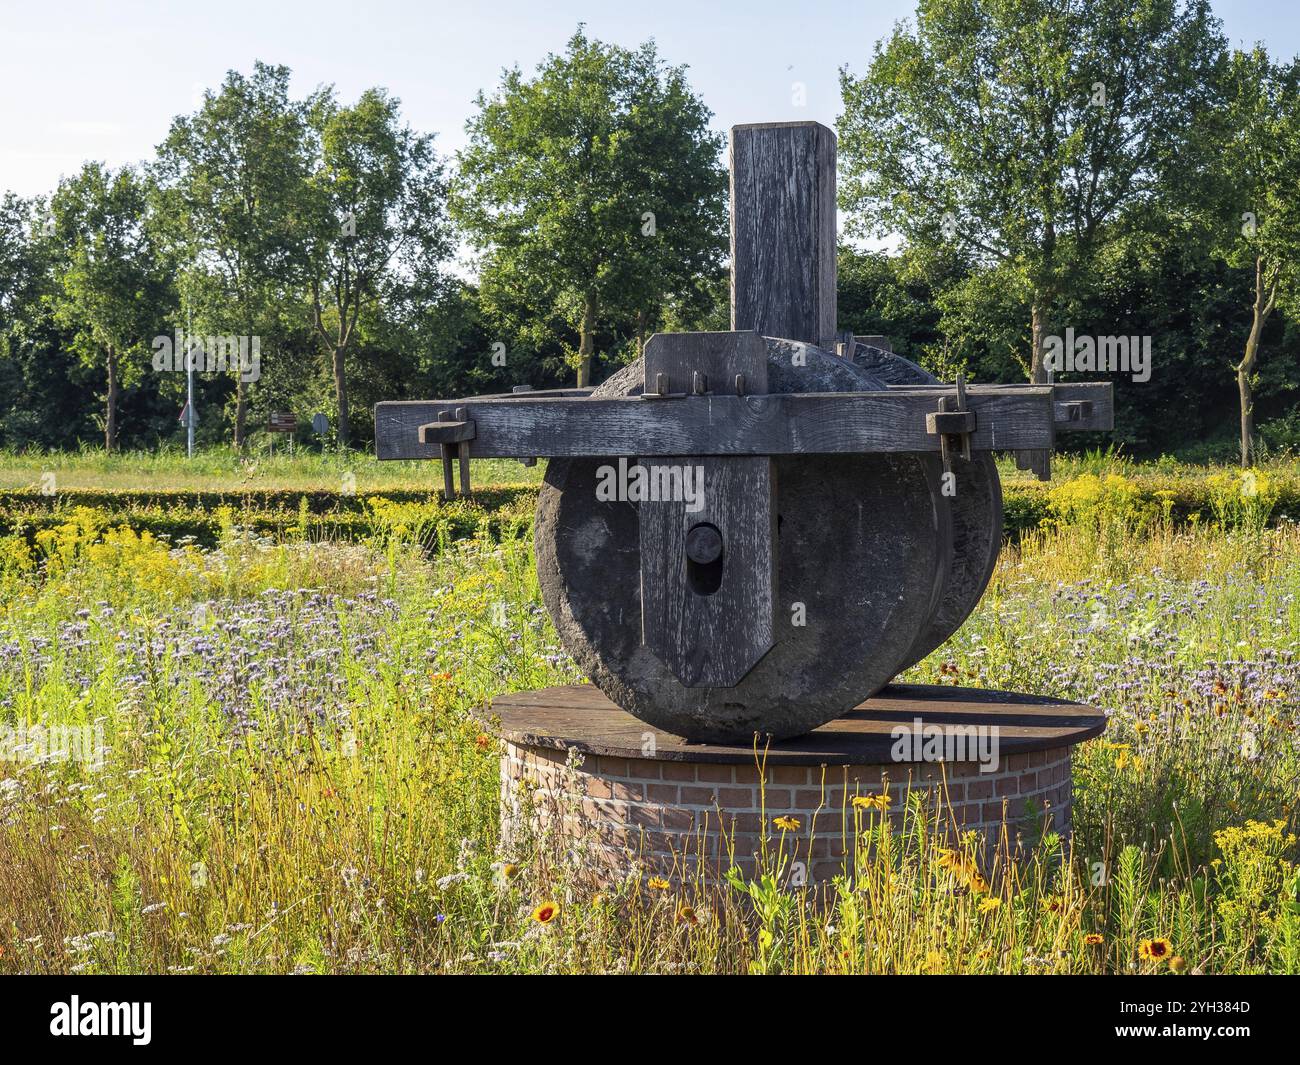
[153,62,316,447]
[303,87,451,447]
[1211,49,1300,467]
[838,0,1224,383]
[48,164,169,452]
[0,192,34,318]
[454,27,726,386]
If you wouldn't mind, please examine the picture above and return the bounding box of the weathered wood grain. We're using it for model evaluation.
[1050,381,1114,431]
[642,330,768,397]
[639,331,775,687]
[883,381,1112,433]
[417,419,475,444]
[640,457,776,687]
[483,683,1107,764]
[374,388,1056,460]
[730,122,837,347]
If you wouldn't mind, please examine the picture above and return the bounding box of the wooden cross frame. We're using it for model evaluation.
[374,121,1111,689]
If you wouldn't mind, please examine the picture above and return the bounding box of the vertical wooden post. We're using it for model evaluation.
[729,121,838,348]
[639,331,774,688]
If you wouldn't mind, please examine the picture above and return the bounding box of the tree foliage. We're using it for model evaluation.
[47,164,170,451]
[453,28,726,386]
[839,0,1224,382]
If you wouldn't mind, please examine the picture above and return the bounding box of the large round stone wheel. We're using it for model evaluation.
[851,344,1003,667]
[535,341,954,742]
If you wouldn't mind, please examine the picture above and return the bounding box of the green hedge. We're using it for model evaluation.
[0,486,537,550]
[0,485,534,514]
[2,474,1297,550]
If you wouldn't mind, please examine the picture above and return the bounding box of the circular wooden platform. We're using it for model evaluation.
[485,683,1106,765]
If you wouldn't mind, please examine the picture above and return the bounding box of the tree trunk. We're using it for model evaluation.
[1019,294,1053,479]
[1237,363,1255,469]
[234,377,248,450]
[1238,255,1274,469]
[1030,298,1048,384]
[333,342,350,448]
[104,345,119,453]
[576,291,597,387]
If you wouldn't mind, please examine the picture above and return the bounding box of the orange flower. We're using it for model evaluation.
[531,901,560,924]
[647,876,671,891]
[475,733,492,751]
[1139,938,1173,962]
[676,904,698,926]
[1083,933,1104,946]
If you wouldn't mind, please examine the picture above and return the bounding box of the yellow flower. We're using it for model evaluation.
[936,848,986,892]
[978,896,1002,914]
[1083,933,1104,946]
[1139,938,1173,962]
[497,862,521,882]
[851,793,891,812]
[1169,955,1187,973]
[1040,896,1064,914]
[530,900,560,924]
[772,815,800,831]
[647,876,671,891]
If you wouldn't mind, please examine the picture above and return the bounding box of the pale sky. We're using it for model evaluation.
[1,0,1294,202]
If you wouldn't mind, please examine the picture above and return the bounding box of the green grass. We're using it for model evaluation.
[1,442,1294,493]
[1,456,1300,973]
[0,446,543,492]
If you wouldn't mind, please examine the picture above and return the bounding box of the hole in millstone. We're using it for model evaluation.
[685,522,724,596]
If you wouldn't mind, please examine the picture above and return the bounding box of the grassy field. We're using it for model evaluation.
[0,446,544,492]
[1,452,1299,973]
[2,442,1295,492]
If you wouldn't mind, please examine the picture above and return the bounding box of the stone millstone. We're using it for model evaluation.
[535,341,952,742]
[850,344,1003,667]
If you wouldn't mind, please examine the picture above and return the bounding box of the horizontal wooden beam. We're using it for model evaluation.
[1049,382,1113,431]
[884,381,1113,432]
[375,388,1055,461]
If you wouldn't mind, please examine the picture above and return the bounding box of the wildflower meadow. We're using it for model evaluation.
[1,455,1297,976]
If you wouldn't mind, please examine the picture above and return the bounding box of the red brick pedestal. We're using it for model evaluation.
[488,684,1104,887]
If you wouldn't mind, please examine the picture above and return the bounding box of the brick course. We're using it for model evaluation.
[500,743,1074,886]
